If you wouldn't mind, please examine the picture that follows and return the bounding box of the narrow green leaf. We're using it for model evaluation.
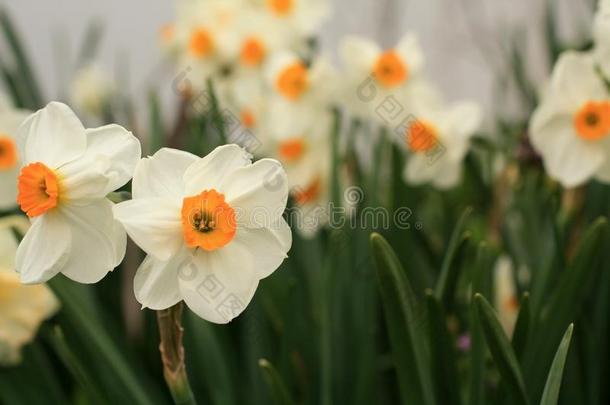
[425,291,462,405]
[511,292,530,360]
[76,19,104,68]
[539,324,574,405]
[148,89,164,153]
[370,232,434,405]
[475,294,530,405]
[206,78,227,145]
[258,359,296,405]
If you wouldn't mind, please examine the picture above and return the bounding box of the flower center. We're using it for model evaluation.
[240,109,257,128]
[181,189,236,251]
[276,62,309,100]
[267,0,294,15]
[574,101,610,142]
[294,177,321,205]
[240,37,266,66]
[407,121,438,153]
[0,136,18,170]
[373,50,408,88]
[17,162,60,217]
[278,138,306,162]
[189,28,214,58]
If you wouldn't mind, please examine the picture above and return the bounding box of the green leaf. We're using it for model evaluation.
[148,89,164,153]
[425,291,462,405]
[539,324,574,405]
[511,292,530,360]
[435,206,472,306]
[475,294,530,405]
[258,359,296,405]
[370,232,434,405]
[76,19,104,68]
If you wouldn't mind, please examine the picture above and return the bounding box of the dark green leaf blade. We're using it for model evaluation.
[539,324,574,405]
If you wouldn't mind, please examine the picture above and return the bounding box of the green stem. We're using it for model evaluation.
[157,303,197,405]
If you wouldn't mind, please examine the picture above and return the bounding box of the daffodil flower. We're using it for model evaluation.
[15,102,141,284]
[401,84,482,189]
[530,52,610,188]
[261,0,330,40]
[113,145,292,323]
[0,100,30,211]
[70,64,115,117]
[0,216,59,366]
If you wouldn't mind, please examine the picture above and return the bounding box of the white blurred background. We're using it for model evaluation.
[0,0,596,122]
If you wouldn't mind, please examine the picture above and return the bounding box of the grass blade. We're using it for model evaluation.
[539,324,574,405]
[511,292,530,360]
[258,359,296,405]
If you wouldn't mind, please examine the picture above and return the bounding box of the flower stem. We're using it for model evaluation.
[156,303,197,405]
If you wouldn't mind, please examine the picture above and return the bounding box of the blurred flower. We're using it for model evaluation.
[594,0,610,79]
[0,216,59,366]
[258,0,330,41]
[339,33,424,124]
[0,100,30,211]
[113,145,292,323]
[401,84,481,189]
[15,102,141,284]
[530,52,610,188]
[493,255,518,338]
[70,64,115,117]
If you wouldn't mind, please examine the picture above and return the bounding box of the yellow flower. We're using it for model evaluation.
[0,216,59,366]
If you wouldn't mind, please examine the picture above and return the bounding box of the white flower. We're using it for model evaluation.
[493,255,518,338]
[401,83,481,189]
[14,102,141,284]
[339,33,425,125]
[113,145,292,323]
[594,0,610,78]
[256,0,330,41]
[0,101,30,210]
[265,52,335,137]
[70,64,115,117]
[0,216,59,366]
[530,52,610,188]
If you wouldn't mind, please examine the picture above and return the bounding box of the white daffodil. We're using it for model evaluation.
[493,255,519,338]
[0,216,59,366]
[0,101,30,211]
[401,83,481,189]
[14,102,141,284]
[265,52,335,137]
[530,52,610,188]
[256,0,330,41]
[339,33,425,125]
[113,145,292,323]
[70,64,115,117]
[594,0,610,78]
[232,10,287,72]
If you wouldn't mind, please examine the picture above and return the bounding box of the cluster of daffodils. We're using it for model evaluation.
[530,0,610,188]
[3,102,292,326]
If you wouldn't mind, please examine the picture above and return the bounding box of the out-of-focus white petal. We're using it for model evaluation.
[179,242,257,324]
[59,124,141,202]
[339,36,379,74]
[183,144,252,195]
[58,200,125,283]
[133,251,185,310]
[113,198,183,261]
[17,102,86,168]
[396,32,424,75]
[550,52,607,106]
[15,212,71,284]
[222,159,288,227]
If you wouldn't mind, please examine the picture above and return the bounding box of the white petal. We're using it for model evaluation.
[113,198,183,261]
[183,144,252,196]
[132,148,198,202]
[222,159,288,227]
[17,102,86,168]
[15,212,71,284]
[133,252,185,310]
[396,32,424,75]
[551,52,607,106]
[339,36,379,74]
[178,242,257,324]
[233,218,292,279]
[432,161,463,190]
[532,116,605,187]
[58,124,141,202]
[404,154,435,185]
[594,140,610,183]
[58,200,125,283]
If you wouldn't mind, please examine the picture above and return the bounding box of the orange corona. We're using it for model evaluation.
[276,62,309,100]
[189,28,214,58]
[373,50,408,88]
[0,136,18,170]
[181,189,236,251]
[574,101,610,142]
[268,0,294,16]
[17,162,60,217]
[294,178,321,205]
[278,138,305,162]
[407,121,438,153]
[240,37,266,66]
